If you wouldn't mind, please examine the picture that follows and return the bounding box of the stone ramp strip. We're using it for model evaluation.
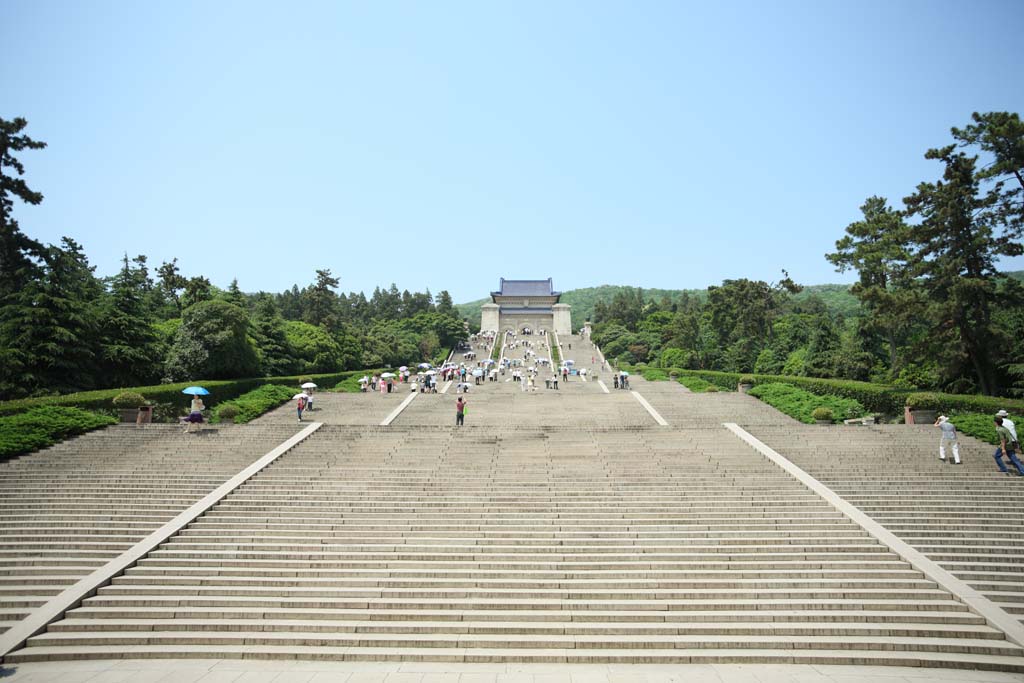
[630,391,668,426]
[745,422,1024,629]
[8,425,1023,671]
[380,392,418,426]
[0,422,322,660]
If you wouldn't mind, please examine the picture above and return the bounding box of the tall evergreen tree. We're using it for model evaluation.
[251,294,298,376]
[903,145,1023,395]
[157,258,187,317]
[100,254,160,387]
[224,278,246,308]
[0,117,47,399]
[827,196,920,376]
[29,238,104,393]
[304,269,341,331]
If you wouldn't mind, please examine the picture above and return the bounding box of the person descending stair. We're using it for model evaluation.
[934,415,961,464]
[455,397,466,426]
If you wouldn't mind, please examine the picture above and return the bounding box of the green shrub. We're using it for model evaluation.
[641,368,669,382]
[705,385,719,393]
[947,412,1021,446]
[211,384,294,424]
[112,392,147,408]
[748,383,864,424]
[215,404,240,422]
[334,375,368,393]
[677,376,713,393]
[739,375,756,386]
[811,407,834,422]
[0,406,117,459]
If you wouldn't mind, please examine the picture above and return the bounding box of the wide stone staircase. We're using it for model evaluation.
[8,424,1024,669]
[0,423,300,637]
[748,423,1024,626]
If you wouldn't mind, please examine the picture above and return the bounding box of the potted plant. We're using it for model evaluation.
[812,407,834,425]
[738,375,755,394]
[112,392,147,423]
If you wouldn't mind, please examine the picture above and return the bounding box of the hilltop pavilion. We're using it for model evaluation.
[480,277,571,335]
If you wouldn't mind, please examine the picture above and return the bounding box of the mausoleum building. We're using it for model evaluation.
[480,278,571,336]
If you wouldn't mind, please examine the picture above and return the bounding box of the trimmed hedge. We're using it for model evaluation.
[947,411,1022,446]
[0,406,117,459]
[641,367,1023,418]
[662,369,908,414]
[907,392,1024,415]
[640,368,669,382]
[678,375,715,393]
[213,384,295,424]
[0,370,380,419]
[748,383,865,424]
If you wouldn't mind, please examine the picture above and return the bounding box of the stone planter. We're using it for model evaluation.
[906,408,938,425]
[815,419,832,426]
[117,408,139,423]
[738,383,753,394]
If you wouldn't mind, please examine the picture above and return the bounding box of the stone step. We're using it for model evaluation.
[22,630,1023,657]
[66,606,986,625]
[7,644,1024,671]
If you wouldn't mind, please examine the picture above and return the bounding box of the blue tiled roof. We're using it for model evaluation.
[491,278,561,297]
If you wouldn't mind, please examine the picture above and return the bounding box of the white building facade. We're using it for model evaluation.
[480,278,571,336]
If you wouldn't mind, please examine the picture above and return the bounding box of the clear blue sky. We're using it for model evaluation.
[4,0,1023,303]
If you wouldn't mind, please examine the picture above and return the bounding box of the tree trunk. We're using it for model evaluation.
[887,329,899,376]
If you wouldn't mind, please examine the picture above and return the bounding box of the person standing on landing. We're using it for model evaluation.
[934,415,961,464]
[455,397,466,426]
[183,396,205,433]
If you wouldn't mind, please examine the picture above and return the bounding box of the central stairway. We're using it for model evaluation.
[9,424,1023,670]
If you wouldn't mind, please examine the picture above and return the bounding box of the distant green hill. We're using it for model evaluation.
[457,271,1024,330]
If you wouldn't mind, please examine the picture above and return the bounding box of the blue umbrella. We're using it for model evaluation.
[182,386,210,396]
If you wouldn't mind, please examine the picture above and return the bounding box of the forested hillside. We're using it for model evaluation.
[585,112,1024,396]
[0,119,464,400]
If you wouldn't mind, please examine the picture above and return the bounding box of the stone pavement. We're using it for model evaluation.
[2,660,1022,683]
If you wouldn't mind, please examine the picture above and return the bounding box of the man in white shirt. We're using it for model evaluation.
[934,415,961,464]
[996,410,1018,445]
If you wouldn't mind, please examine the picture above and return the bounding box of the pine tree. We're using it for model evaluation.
[251,294,298,376]
[0,117,47,398]
[100,255,160,387]
[903,145,1023,394]
[224,278,247,308]
[34,239,103,392]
